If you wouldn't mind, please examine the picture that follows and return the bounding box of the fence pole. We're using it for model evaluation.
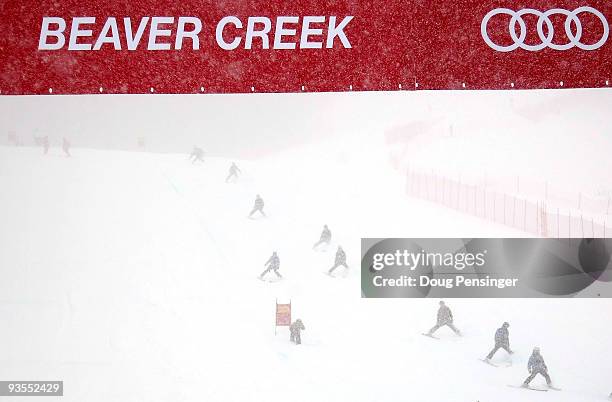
[536,202,540,236]
[513,196,516,227]
[410,169,415,195]
[419,173,422,198]
[432,170,436,202]
[422,172,425,198]
[493,193,497,222]
[503,193,506,225]
[444,176,447,205]
[457,177,461,210]
[483,188,487,218]
[474,186,477,216]
[442,176,446,205]
[434,174,438,202]
[535,201,538,235]
[432,173,436,202]
[442,176,445,204]
[406,168,410,195]
[581,214,584,238]
[524,199,527,231]
[406,165,410,191]
[607,197,610,215]
[578,192,582,210]
[406,169,412,194]
[568,211,571,245]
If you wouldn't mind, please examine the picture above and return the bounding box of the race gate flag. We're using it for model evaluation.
[275,300,291,333]
[0,0,610,94]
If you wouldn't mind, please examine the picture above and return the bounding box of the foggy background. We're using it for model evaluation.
[1,89,610,158]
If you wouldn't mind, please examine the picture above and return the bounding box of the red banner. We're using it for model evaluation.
[0,0,609,94]
[276,302,291,327]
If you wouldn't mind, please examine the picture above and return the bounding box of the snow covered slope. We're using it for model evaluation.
[0,137,611,402]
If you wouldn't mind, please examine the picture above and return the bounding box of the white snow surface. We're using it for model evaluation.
[0,135,611,402]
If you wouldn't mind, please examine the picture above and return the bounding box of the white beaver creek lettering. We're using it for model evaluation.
[38,15,353,51]
[39,17,203,50]
[215,16,353,50]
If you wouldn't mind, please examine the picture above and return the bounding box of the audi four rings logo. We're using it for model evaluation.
[481,7,609,51]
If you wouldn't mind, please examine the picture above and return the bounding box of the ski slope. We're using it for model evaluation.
[0,137,611,402]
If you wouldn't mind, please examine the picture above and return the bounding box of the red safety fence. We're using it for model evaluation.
[0,0,610,94]
[405,167,610,240]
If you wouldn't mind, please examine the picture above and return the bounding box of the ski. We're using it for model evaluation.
[258,276,283,283]
[325,271,348,278]
[422,333,439,340]
[507,385,548,392]
[479,358,511,368]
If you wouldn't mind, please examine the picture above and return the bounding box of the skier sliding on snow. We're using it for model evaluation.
[248,194,266,218]
[427,301,461,336]
[225,162,241,183]
[62,137,71,157]
[42,136,49,155]
[7,132,20,146]
[328,246,348,275]
[523,347,553,388]
[485,322,513,361]
[259,251,282,280]
[189,146,205,163]
[289,319,305,345]
[313,225,332,249]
